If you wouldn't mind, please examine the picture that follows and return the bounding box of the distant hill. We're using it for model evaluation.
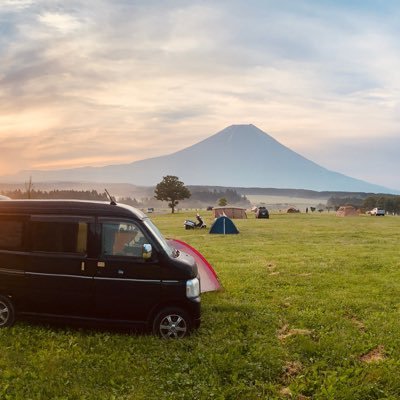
[1,124,397,194]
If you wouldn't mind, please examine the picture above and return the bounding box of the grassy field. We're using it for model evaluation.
[1,211,400,399]
[245,195,328,211]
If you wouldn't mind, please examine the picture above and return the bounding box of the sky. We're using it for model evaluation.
[1,0,399,190]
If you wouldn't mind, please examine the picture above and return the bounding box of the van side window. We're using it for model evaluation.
[102,222,147,257]
[0,217,24,251]
[31,221,88,254]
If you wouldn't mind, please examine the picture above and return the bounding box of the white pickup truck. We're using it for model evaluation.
[370,208,385,216]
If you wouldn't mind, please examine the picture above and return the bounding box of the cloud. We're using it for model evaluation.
[38,11,83,34]
[0,0,399,189]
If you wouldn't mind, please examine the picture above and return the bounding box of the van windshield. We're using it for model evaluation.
[143,218,174,257]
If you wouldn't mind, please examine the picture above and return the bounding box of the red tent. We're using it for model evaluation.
[167,239,222,293]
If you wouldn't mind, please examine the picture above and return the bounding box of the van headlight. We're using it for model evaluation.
[186,277,200,299]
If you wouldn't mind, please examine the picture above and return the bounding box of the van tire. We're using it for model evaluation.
[152,307,191,339]
[0,295,15,328]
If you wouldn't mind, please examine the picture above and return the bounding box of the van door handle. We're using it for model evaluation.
[117,269,124,276]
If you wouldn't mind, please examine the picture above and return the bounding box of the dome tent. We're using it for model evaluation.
[209,215,239,234]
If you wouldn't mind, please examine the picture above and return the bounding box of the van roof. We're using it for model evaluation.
[0,199,146,220]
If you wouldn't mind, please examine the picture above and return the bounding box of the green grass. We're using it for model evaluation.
[1,212,400,399]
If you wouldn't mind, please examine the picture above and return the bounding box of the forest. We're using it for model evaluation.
[327,194,400,214]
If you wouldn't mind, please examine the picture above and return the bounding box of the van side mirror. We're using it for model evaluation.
[142,243,152,260]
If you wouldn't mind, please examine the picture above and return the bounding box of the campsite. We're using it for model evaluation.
[1,210,400,399]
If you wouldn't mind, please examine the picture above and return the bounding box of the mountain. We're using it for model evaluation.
[2,124,396,193]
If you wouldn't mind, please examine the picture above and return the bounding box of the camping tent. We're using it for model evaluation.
[336,205,358,217]
[167,239,221,293]
[213,207,247,219]
[209,215,239,234]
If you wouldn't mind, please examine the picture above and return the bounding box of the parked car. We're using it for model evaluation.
[256,206,269,219]
[0,200,201,338]
[370,207,385,216]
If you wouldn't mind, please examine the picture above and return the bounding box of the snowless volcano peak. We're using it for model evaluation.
[1,124,396,193]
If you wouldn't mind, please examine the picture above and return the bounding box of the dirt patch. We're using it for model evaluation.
[266,261,276,267]
[350,316,366,332]
[344,312,366,332]
[360,345,386,363]
[281,361,303,384]
[278,324,313,341]
[279,387,310,399]
[279,387,292,397]
[266,261,280,276]
[280,298,292,308]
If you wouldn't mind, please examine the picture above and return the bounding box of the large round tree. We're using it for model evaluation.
[154,175,191,213]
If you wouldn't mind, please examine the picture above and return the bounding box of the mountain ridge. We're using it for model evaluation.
[1,124,397,194]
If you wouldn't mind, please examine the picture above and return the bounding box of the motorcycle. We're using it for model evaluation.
[184,214,207,230]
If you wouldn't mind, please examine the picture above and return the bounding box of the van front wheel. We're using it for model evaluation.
[152,307,191,339]
[0,295,15,328]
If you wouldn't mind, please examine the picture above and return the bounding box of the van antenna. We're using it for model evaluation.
[104,189,117,205]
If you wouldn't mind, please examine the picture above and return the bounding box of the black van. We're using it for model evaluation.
[0,200,200,338]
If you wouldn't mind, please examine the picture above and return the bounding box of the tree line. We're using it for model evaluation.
[327,194,400,214]
[1,189,109,201]
[1,185,249,209]
[363,195,400,214]
[187,188,249,205]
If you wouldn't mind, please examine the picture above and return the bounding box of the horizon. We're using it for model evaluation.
[1,1,400,190]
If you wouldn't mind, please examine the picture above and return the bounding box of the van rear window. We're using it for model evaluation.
[31,221,88,254]
[0,219,24,250]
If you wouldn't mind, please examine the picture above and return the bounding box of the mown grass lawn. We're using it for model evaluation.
[1,211,400,399]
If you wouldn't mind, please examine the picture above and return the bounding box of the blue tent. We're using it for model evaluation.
[209,215,239,234]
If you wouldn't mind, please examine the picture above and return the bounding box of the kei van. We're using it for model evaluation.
[0,200,201,338]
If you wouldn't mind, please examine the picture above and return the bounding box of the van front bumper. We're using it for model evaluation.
[189,296,201,329]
